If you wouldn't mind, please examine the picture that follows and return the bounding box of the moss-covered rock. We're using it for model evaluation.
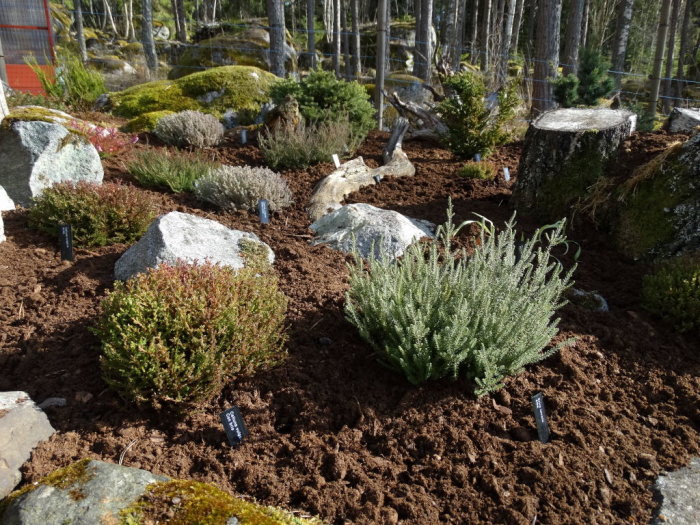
[612,136,700,259]
[110,66,277,124]
[121,110,175,133]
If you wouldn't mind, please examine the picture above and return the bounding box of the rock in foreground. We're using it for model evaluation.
[653,458,700,525]
[114,211,274,281]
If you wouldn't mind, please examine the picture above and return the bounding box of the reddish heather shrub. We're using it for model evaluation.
[28,181,158,247]
[94,262,288,407]
[69,119,139,156]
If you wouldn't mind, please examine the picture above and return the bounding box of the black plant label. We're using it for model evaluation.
[531,392,551,443]
[258,199,270,224]
[220,407,249,446]
[59,224,73,261]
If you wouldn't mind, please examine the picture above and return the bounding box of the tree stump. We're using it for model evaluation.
[511,108,636,221]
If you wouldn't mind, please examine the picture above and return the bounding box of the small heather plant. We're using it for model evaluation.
[154,110,225,148]
[68,120,138,157]
[129,150,218,193]
[28,182,158,247]
[642,254,700,333]
[194,165,293,212]
[345,203,577,395]
[94,262,288,407]
[259,118,359,170]
[458,161,497,180]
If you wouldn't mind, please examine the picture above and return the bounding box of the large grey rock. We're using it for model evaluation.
[0,185,15,211]
[653,458,700,525]
[0,460,167,525]
[310,203,433,260]
[114,211,275,281]
[0,120,103,206]
[0,392,55,499]
[0,212,5,243]
[667,107,700,133]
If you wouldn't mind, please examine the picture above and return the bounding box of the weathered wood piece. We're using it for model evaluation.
[308,118,415,221]
[511,108,636,221]
[383,90,448,140]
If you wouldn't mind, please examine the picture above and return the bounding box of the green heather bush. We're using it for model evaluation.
[437,72,518,159]
[259,118,359,170]
[28,182,158,247]
[154,110,224,148]
[94,262,288,407]
[27,52,105,109]
[458,161,497,180]
[129,150,218,193]
[642,254,700,333]
[195,165,293,212]
[345,205,576,395]
[270,69,375,143]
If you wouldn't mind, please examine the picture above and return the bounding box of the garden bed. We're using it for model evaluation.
[0,129,698,524]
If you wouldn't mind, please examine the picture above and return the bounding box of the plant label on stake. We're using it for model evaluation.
[373,174,381,184]
[332,154,341,168]
[240,129,248,144]
[531,392,551,443]
[220,407,249,446]
[59,224,74,261]
[514,241,525,264]
[503,167,511,182]
[473,153,482,162]
[258,199,270,224]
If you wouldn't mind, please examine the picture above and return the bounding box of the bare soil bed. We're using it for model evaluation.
[0,128,698,525]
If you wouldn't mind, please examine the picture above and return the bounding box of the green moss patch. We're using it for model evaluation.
[169,35,269,79]
[121,110,175,132]
[120,479,324,525]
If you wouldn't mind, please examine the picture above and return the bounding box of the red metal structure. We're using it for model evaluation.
[0,0,56,94]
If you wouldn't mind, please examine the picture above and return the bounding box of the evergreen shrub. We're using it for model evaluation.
[28,182,158,247]
[194,164,293,212]
[129,150,218,193]
[27,52,105,109]
[259,118,359,170]
[458,161,497,180]
[642,254,700,333]
[154,110,224,148]
[94,262,288,407]
[269,69,375,144]
[437,72,518,159]
[553,49,615,107]
[345,205,576,395]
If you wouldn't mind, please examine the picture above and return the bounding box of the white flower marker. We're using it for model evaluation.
[240,129,248,144]
[503,167,511,182]
[332,154,341,168]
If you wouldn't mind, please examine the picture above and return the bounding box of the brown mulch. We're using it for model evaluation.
[0,130,698,525]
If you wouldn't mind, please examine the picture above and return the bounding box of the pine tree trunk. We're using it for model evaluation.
[141,0,158,76]
[510,0,524,53]
[647,0,672,123]
[675,0,692,101]
[562,0,584,76]
[342,1,352,79]
[174,0,187,42]
[103,0,119,36]
[267,0,287,77]
[580,0,589,49]
[375,0,388,129]
[333,0,341,76]
[128,0,136,41]
[479,0,491,72]
[307,0,316,69]
[351,0,361,78]
[443,0,458,64]
[75,0,88,63]
[414,0,433,81]
[499,0,516,83]
[611,0,635,89]
[662,0,681,113]
[453,0,467,69]
[532,0,562,114]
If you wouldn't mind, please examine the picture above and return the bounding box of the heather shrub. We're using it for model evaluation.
[345,204,576,395]
[437,72,518,159]
[68,120,139,157]
[194,165,293,211]
[270,70,375,142]
[28,182,158,247]
[154,110,224,148]
[94,262,288,407]
[129,150,218,193]
[458,161,497,180]
[259,118,358,170]
[642,254,700,333]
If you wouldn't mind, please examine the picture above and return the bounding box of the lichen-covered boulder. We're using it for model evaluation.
[0,392,55,499]
[667,107,700,133]
[512,108,636,222]
[169,30,297,80]
[114,211,274,281]
[0,460,324,525]
[612,135,700,259]
[0,120,103,207]
[109,65,277,125]
[652,458,700,525]
[310,203,433,260]
[88,56,136,75]
[120,110,175,132]
[3,106,94,130]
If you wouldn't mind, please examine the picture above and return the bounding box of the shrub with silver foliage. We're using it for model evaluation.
[345,204,576,396]
[194,165,293,212]
[154,110,224,148]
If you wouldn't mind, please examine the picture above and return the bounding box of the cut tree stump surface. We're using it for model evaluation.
[534,108,637,132]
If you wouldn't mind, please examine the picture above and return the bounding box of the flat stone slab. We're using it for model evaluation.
[668,107,700,133]
[653,458,700,525]
[0,392,55,499]
[114,211,275,281]
[535,108,637,133]
[310,203,433,260]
